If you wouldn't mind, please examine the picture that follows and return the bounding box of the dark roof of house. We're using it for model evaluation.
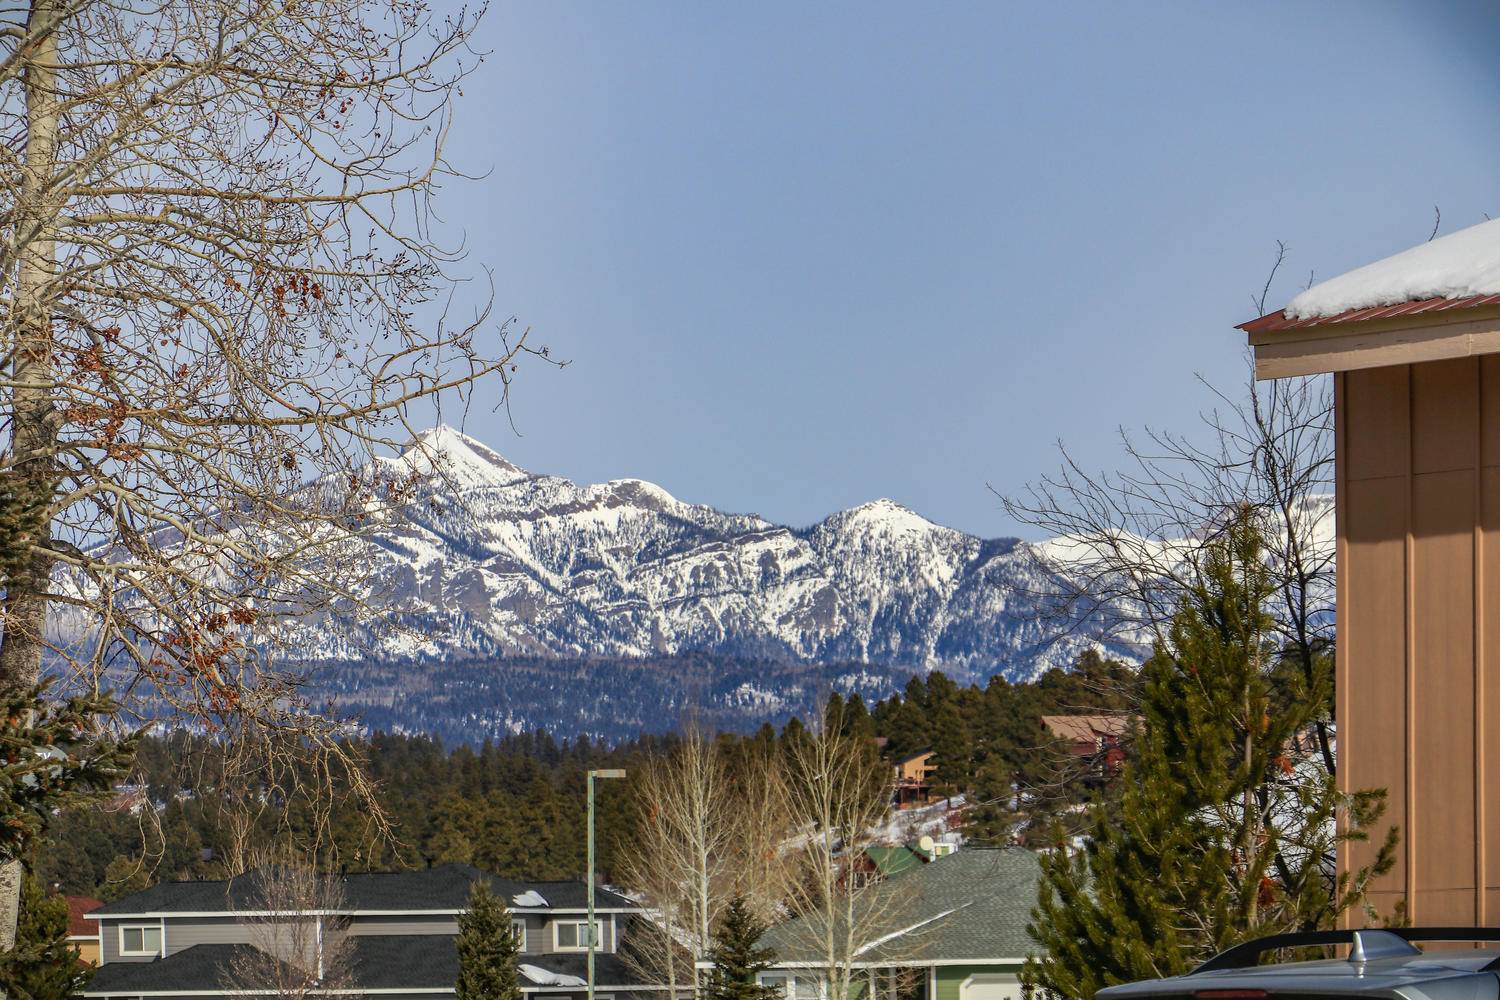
[762,847,1041,966]
[893,748,934,764]
[92,863,637,916]
[85,936,645,996]
[85,941,242,996]
[66,895,102,937]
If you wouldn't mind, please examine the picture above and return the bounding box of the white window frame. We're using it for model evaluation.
[758,973,824,1000]
[117,923,163,957]
[512,918,527,951]
[552,918,602,952]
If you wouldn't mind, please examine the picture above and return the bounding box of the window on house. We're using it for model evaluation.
[512,919,527,951]
[793,977,821,1000]
[118,924,162,957]
[758,974,822,1000]
[553,919,601,950]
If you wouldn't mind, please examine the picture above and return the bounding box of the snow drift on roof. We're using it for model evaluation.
[512,890,548,907]
[520,965,586,987]
[1286,217,1500,320]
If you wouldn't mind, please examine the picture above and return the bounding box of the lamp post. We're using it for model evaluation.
[587,768,626,1000]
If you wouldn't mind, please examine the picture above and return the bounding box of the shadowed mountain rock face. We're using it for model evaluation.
[287,426,1141,739]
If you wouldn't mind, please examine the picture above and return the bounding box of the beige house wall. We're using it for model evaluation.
[1335,355,1500,926]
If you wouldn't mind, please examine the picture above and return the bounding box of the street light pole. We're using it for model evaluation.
[587,768,626,1000]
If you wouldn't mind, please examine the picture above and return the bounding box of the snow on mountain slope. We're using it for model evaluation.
[286,426,1142,685]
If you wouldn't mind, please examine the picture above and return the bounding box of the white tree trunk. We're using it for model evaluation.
[0,0,62,954]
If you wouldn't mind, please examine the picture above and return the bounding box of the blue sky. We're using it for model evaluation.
[426,2,1500,537]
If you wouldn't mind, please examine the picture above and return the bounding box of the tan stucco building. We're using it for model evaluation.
[1241,218,1500,925]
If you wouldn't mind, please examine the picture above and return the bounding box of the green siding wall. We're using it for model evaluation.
[934,964,1025,1000]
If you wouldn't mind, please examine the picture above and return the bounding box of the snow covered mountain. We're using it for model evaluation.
[296,427,1133,667]
[285,426,1145,738]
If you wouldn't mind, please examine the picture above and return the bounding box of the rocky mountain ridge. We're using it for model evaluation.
[297,426,1135,674]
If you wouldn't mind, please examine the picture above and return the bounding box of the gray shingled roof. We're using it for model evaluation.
[92,863,637,915]
[761,847,1041,966]
[84,936,646,996]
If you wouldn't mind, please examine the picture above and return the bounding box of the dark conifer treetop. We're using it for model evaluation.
[0,876,91,1000]
[456,881,521,1000]
[703,896,780,1000]
[1023,516,1396,1000]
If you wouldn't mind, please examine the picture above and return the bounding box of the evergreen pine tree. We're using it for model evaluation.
[925,672,971,793]
[843,695,876,744]
[703,896,779,1000]
[884,680,931,758]
[0,876,90,1000]
[455,881,521,1000]
[822,692,846,735]
[1025,514,1398,1000]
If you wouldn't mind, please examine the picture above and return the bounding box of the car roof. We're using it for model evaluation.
[1097,948,1500,999]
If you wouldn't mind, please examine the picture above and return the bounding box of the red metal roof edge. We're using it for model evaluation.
[1237,293,1500,334]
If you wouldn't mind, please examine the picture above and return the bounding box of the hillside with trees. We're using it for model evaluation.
[34,654,1135,901]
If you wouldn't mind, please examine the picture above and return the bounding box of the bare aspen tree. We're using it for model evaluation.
[1001,364,1334,770]
[223,851,357,1000]
[618,842,690,1000]
[733,742,793,925]
[0,0,546,947]
[1002,247,1335,775]
[618,729,790,1000]
[775,703,913,1000]
[620,729,735,999]
[1000,357,1362,915]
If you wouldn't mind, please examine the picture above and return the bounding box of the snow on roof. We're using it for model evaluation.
[512,890,548,908]
[520,965,587,987]
[1286,217,1500,321]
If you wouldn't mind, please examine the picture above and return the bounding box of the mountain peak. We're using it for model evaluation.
[288,424,1154,740]
[392,424,527,487]
[836,498,947,535]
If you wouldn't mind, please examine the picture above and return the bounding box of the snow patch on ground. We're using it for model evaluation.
[867,794,968,846]
[1286,217,1500,319]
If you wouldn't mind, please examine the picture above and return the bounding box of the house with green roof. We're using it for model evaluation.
[748,848,1041,1000]
[861,846,924,880]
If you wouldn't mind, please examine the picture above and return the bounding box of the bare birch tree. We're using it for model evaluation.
[618,729,789,1000]
[617,835,690,1000]
[0,0,548,946]
[1002,246,1334,775]
[774,703,911,1000]
[1002,363,1335,772]
[223,851,357,1000]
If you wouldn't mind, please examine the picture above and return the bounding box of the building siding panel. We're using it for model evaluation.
[160,916,254,956]
[1412,359,1479,475]
[347,914,461,937]
[1482,356,1500,467]
[1339,356,1499,925]
[1342,472,1409,895]
[1482,468,1500,906]
[1345,365,1410,481]
[1411,469,1478,901]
